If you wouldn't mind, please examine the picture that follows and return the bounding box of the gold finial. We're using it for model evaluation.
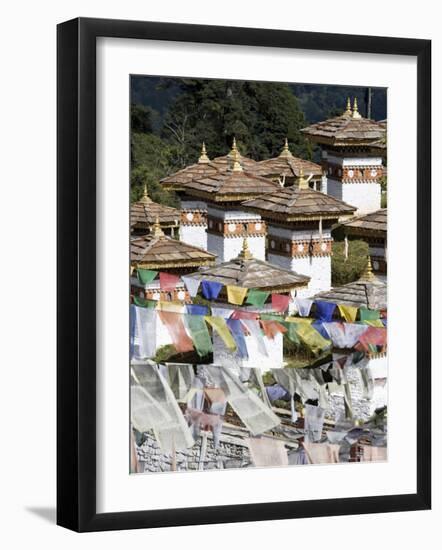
[279,137,293,158]
[198,142,210,164]
[140,184,152,203]
[352,97,362,119]
[344,97,352,116]
[232,158,243,172]
[297,168,309,189]
[359,255,376,282]
[151,215,165,238]
[229,137,240,160]
[237,237,253,260]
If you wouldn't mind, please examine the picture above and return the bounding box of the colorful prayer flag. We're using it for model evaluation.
[184,315,213,357]
[133,295,156,308]
[137,268,158,285]
[314,301,336,322]
[246,289,270,308]
[272,294,290,313]
[359,307,380,321]
[157,310,194,353]
[227,285,248,305]
[204,316,236,352]
[201,280,223,300]
[338,304,358,323]
[226,319,248,358]
[260,320,288,339]
[159,272,180,292]
[181,275,200,297]
[185,304,209,316]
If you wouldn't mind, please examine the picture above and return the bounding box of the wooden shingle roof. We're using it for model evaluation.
[186,240,309,292]
[313,258,387,309]
[301,100,386,147]
[131,233,216,269]
[242,186,356,221]
[343,208,387,236]
[130,189,180,228]
[254,140,322,180]
[184,165,280,202]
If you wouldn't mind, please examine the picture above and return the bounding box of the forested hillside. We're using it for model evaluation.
[130,76,387,203]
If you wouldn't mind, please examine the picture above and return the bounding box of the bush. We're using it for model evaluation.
[332,239,369,285]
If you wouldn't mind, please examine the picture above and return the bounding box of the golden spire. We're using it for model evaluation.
[359,255,376,282]
[297,168,309,189]
[198,141,210,163]
[343,97,352,116]
[229,137,243,171]
[237,237,253,260]
[151,215,165,238]
[352,97,362,119]
[140,184,152,203]
[279,137,293,158]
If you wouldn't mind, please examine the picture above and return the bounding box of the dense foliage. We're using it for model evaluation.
[331,239,370,285]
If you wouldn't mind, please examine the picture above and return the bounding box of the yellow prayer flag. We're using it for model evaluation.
[363,319,384,328]
[156,301,185,313]
[338,304,358,323]
[227,285,248,305]
[285,317,313,324]
[295,322,331,354]
[204,316,237,352]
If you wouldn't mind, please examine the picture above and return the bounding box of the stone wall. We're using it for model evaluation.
[136,429,252,473]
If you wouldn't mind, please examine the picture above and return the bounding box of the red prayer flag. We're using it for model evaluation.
[357,327,387,352]
[157,311,194,353]
[271,294,290,313]
[260,320,288,339]
[230,309,259,320]
[159,272,181,292]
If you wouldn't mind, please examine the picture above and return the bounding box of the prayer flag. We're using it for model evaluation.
[295,298,313,317]
[159,272,180,292]
[272,294,290,313]
[260,320,288,339]
[314,300,336,322]
[227,285,248,305]
[359,307,380,321]
[157,301,184,313]
[137,268,158,285]
[184,314,213,357]
[295,322,331,354]
[311,321,330,339]
[157,310,194,353]
[338,304,358,323]
[133,295,156,308]
[211,306,234,319]
[363,319,385,328]
[181,275,200,297]
[246,289,270,308]
[230,309,259,320]
[226,319,248,358]
[185,304,209,316]
[201,280,223,300]
[204,316,237,352]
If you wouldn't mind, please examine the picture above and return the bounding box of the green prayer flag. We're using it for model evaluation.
[260,313,285,322]
[137,268,158,285]
[133,295,156,308]
[246,289,270,308]
[184,315,213,357]
[359,307,380,321]
[284,322,301,345]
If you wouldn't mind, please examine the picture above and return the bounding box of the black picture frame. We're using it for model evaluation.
[57,17,431,532]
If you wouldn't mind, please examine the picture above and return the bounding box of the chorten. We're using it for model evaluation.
[301,98,386,214]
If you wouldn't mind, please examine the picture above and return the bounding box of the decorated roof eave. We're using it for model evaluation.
[303,136,385,147]
[344,226,387,238]
[184,188,275,203]
[241,206,355,222]
[131,220,180,228]
[132,258,216,269]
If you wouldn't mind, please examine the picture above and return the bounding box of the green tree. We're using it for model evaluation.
[130,132,179,206]
[161,78,311,167]
[332,239,369,285]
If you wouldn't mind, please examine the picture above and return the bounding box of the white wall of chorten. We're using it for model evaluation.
[322,152,383,215]
[206,206,266,263]
[267,224,332,298]
[179,199,208,251]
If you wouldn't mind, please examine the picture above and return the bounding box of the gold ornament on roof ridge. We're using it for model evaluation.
[198,142,210,163]
[352,97,362,119]
[343,97,352,116]
[237,237,253,260]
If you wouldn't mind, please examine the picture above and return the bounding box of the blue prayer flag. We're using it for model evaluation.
[314,300,336,322]
[201,280,223,300]
[226,318,248,359]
